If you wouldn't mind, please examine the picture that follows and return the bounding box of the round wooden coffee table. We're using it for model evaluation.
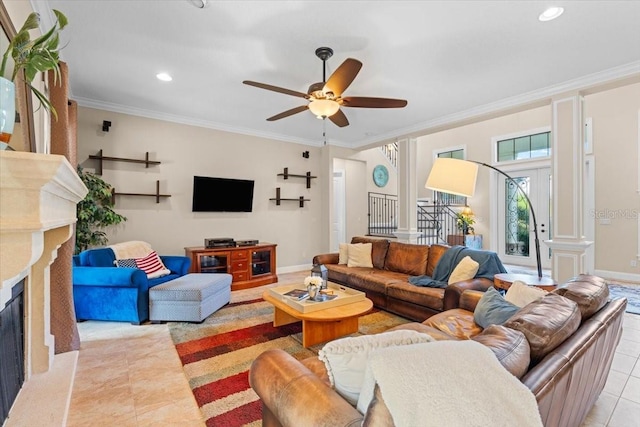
[494,273,557,292]
[263,290,373,347]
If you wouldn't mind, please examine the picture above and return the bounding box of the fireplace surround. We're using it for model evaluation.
[0,150,87,424]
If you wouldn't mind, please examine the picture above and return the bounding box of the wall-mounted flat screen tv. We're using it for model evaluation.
[192,176,255,212]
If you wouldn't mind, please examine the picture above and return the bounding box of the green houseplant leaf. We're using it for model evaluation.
[75,166,126,254]
[0,9,68,119]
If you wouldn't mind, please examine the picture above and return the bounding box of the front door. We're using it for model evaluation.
[497,167,552,269]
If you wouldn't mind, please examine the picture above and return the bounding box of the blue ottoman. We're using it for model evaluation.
[149,273,232,322]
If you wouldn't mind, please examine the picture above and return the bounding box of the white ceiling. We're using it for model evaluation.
[37,0,640,148]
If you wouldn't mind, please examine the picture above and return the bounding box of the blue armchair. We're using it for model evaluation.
[73,247,191,324]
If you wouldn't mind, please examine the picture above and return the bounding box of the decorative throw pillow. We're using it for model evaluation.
[114,258,138,269]
[448,255,480,284]
[338,243,349,265]
[474,287,520,329]
[135,251,170,279]
[347,243,373,268]
[318,330,434,405]
[505,280,547,307]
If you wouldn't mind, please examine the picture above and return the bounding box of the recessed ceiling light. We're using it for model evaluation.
[188,0,208,8]
[156,73,172,82]
[539,6,564,22]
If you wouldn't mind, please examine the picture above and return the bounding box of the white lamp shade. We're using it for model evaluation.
[425,158,479,198]
[308,99,340,118]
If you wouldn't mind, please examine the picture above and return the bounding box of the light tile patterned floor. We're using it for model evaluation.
[67,321,205,427]
[67,272,640,426]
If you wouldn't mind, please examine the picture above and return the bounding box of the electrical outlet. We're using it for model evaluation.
[631,260,638,268]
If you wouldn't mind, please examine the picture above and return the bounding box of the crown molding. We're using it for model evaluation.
[353,61,640,149]
[73,96,326,147]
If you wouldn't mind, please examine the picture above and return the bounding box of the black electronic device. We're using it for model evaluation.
[236,239,259,246]
[192,176,255,212]
[205,238,236,248]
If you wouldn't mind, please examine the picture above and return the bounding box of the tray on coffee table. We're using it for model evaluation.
[267,282,365,313]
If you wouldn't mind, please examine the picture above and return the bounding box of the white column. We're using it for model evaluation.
[393,138,422,243]
[545,92,593,283]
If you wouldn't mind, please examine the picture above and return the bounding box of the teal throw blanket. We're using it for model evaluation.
[408,245,507,288]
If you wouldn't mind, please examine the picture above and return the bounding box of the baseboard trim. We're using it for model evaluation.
[594,269,640,284]
[277,264,310,275]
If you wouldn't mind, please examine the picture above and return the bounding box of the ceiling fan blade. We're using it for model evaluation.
[341,97,408,108]
[243,80,309,99]
[329,109,349,127]
[323,58,362,97]
[266,105,309,121]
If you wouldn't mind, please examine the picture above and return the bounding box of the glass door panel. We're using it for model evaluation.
[199,253,229,273]
[251,250,271,276]
[498,168,551,269]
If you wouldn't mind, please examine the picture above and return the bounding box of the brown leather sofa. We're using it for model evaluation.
[313,236,498,321]
[250,275,627,427]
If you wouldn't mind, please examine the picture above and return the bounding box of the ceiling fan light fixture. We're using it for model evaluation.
[308,99,340,119]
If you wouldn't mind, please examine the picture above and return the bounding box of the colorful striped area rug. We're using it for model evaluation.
[168,286,410,426]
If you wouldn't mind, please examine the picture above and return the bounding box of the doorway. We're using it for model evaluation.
[496,167,552,269]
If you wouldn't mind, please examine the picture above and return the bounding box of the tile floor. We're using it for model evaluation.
[67,272,640,426]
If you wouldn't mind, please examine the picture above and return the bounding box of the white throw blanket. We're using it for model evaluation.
[109,241,153,259]
[361,340,543,427]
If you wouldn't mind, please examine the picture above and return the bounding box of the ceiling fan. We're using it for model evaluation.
[243,47,408,128]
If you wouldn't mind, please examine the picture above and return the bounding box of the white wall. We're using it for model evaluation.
[584,83,640,276]
[76,107,324,270]
[416,106,550,247]
[415,82,640,276]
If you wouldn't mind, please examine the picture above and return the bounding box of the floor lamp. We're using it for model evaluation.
[425,157,544,280]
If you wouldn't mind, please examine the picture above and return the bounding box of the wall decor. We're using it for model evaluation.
[372,164,389,187]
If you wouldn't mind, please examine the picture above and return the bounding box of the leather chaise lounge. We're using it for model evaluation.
[250,275,626,427]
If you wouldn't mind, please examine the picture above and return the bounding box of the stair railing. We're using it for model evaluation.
[380,142,398,169]
[367,193,461,245]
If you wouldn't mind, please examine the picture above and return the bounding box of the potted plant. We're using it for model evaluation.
[0,10,67,142]
[456,211,475,235]
[75,166,126,254]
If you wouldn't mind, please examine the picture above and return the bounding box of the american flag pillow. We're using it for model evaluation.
[134,251,171,279]
[114,258,138,269]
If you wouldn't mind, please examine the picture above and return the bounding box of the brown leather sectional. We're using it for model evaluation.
[250,275,626,427]
[313,236,494,321]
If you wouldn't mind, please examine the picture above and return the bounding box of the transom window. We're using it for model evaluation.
[497,132,550,162]
[437,149,464,160]
[435,149,466,205]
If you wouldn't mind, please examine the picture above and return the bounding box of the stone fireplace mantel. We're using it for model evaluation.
[0,150,87,425]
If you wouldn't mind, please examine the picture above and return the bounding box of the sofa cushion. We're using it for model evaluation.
[347,269,408,294]
[347,243,374,268]
[325,264,352,284]
[361,385,394,427]
[472,325,531,379]
[338,243,348,264]
[426,244,449,277]
[384,242,429,276]
[448,255,479,284]
[505,281,547,307]
[474,287,520,328]
[351,237,390,269]
[423,308,483,339]
[504,293,581,364]
[386,282,445,312]
[318,330,434,405]
[387,322,458,341]
[553,274,609,320]
[130,250,171,279]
